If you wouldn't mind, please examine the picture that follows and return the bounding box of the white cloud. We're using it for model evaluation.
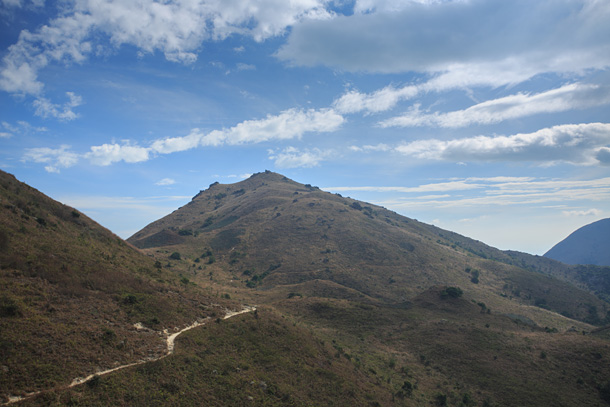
[278,0,610,79]
[22,145,79,173]
[394,123,610,165]
[381,83,610,128]
[83,107,343,167]
[32,92,83,121]
[85,143,150,166]
[150,129,204,154]
[0,0,333,100]
[269,146,331,168]
[562,208,602,217]
[0,132,12,138]
[367,177,610,212]
[202,108,344,145]
[333,84,419,114]
[349,143,391,152]
[155,178,176,186]
[2,120,47,136]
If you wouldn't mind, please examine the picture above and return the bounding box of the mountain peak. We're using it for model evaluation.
[544,218,610,266]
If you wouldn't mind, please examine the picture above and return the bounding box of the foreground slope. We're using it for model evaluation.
[0,170,231,402]
[545,218,610,266]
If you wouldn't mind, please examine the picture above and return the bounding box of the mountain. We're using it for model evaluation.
[5,170,610,406]
[0,170,405,407]
[0,170,234,402]
[544,218,610,266]
[128,171,609,326]
[124,171,610,406]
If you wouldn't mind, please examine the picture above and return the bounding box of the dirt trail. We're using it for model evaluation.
[3,306,255,405]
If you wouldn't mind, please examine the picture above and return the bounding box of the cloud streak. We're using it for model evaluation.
[394,123,610,165]
[381,83,610,128]
[337,176,610,212]
[22,107,344,171]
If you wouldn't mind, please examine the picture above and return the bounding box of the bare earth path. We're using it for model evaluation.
[3,306,256,405]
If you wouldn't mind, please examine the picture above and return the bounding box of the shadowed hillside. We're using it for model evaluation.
[0,170,233,402]
[544,218,610,266]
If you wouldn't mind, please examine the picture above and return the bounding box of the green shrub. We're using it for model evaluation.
[169,252,181,260]
[440,286,463,299]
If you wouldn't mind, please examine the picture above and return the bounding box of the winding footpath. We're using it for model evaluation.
[3,306,256,405]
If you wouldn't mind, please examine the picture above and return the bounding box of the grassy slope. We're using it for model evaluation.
[5,170,610,406]
[275,288,610,407]
[0,170,233,401]
[22,308,395,407]
[128,171,609,327]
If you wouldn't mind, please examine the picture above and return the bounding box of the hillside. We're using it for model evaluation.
[125,171,610,406]
[128,171,609,326]
[544,218,610,266]
[4,170,610,406]
[0,170,234,402]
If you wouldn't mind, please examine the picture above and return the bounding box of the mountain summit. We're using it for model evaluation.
[544,218,610,266]
[128,171,608,325]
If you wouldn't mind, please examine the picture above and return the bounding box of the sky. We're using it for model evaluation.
[1,0,609,255]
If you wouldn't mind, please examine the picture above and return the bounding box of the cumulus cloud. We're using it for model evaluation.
[22,145,79,173]
[85,143,150,166]
[380,83,610,128]
[278,0,610,79]
[214,108,344,145]
[0,0,333,99]
[269,146,331,168]
[394,122,610,165]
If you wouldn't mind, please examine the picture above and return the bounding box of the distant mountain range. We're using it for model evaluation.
[544,218,610,266]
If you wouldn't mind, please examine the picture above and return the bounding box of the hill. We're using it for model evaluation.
[0,170,235,402]
[128,171,609,326]
[544,218,610,266]
[4,170,610,406]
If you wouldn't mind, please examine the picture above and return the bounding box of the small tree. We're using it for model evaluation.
[440,286,463,299]
[169,252,181,260]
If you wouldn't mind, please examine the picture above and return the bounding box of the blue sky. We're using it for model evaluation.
[1,0,609,255]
